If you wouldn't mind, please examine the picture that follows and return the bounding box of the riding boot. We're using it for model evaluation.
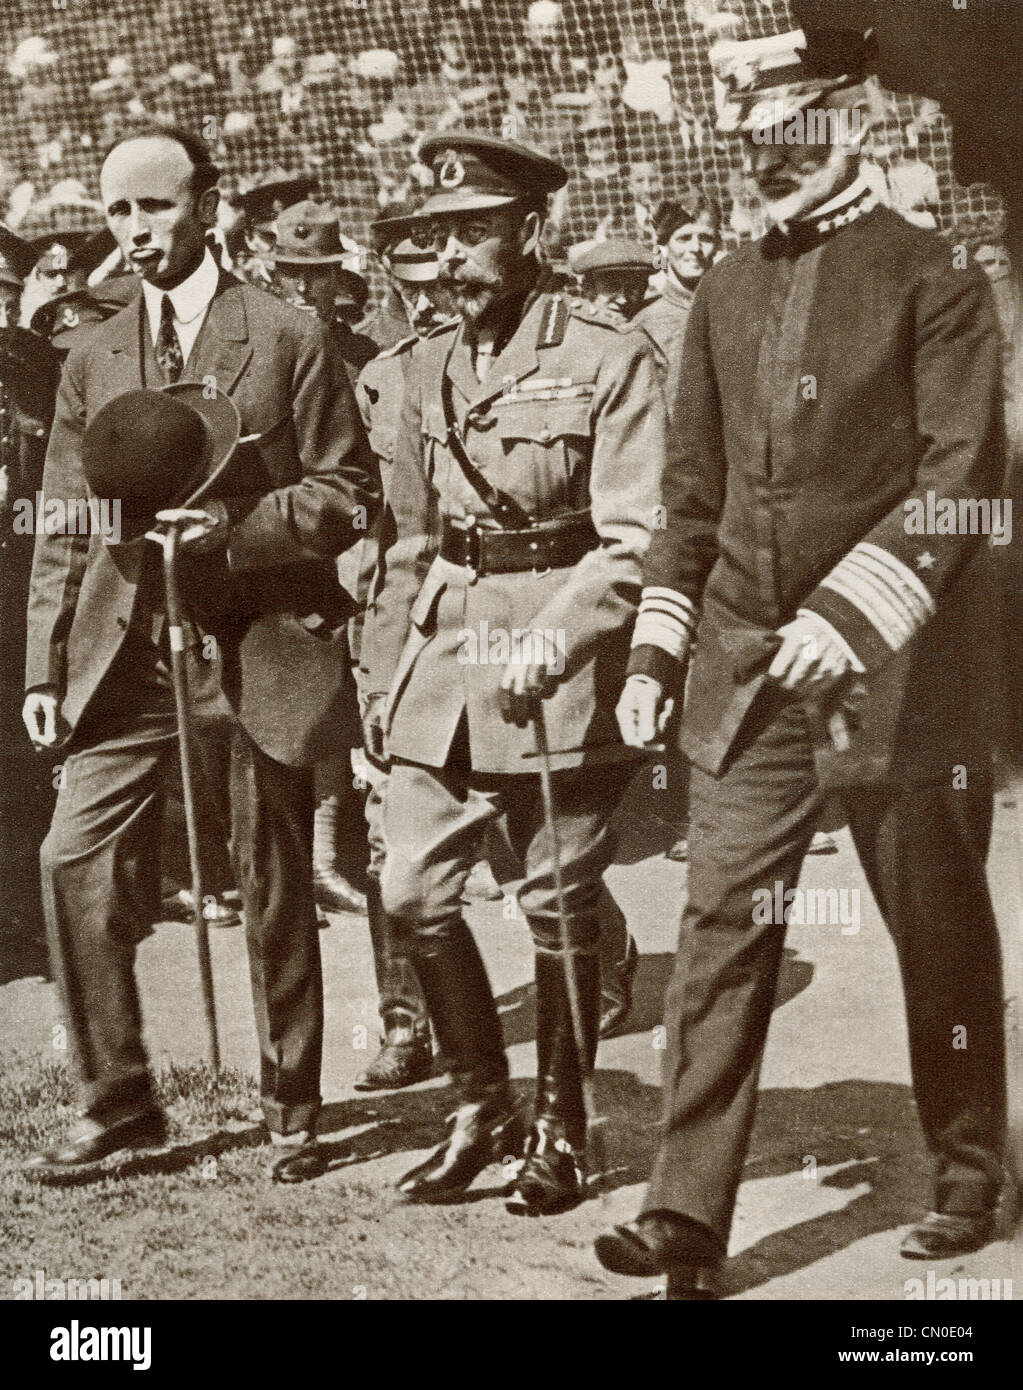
[396,918,520,1200]
[507,947,600,1215]
[355,878,432,1089]
[312,795,367,914]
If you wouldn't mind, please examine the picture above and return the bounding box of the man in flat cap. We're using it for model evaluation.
[22,123,378,1183]
[571,237,654,326]
[597,27,1010,1292]
[368,131,664,1213]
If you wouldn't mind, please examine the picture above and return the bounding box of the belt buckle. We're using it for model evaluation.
[452,513,480,581]
[528,528,552,578]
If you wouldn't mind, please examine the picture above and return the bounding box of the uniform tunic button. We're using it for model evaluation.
[34,428,45,438]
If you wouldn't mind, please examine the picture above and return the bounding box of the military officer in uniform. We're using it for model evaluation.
[596,31,1010,1292]
[368,132,665,1213]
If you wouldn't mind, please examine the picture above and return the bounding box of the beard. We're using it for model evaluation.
[758,150,858,229]
[438,271,503,327]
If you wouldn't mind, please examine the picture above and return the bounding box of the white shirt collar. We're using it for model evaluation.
[142,247,220,332]
[801,174,871,224]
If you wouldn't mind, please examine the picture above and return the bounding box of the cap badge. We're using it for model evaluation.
[295,223,309,239]
[438,151,466,189]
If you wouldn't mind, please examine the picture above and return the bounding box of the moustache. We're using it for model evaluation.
[438,271,500,290]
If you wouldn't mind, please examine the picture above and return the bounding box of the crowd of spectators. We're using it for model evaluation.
[0,1,1008,308]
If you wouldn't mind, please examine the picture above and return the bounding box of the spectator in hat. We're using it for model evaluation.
[12,226,108,329]
[267,200,375,378]
[364,199,448,350]
[570,236,654,324]
[228,172,319,282]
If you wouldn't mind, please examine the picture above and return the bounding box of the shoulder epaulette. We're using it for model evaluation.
[565,297,627,332]
[536,293,569,349]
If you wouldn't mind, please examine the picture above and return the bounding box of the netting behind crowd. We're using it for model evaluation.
[0,0,1007,299]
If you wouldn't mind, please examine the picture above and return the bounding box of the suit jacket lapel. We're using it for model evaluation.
[184,274,253,395]
[104,294,150,394]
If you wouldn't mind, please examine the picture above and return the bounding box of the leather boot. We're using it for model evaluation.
[354,1010,433,1091]
[506,948,600,1215]
[600,934,639,1038]
[396,921,520,1201]
[312,796,367,914]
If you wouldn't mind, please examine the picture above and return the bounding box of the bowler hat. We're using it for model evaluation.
[418,130,567,215]
[81,385,240,539]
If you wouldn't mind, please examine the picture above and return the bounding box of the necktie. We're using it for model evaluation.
[155,293,184,383]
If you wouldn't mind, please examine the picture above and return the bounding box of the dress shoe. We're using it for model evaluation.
[397,1091,523,1202]
[313,867,368,915]
[25,1108,167,1180]
[270,1132,328,1184]
[461,859,503,902]
[600,934,639,1038]
[354,1021,433,1091]
[900,1210,996,1259]
[594,1212,724,1277]
[505,1119,585,1215]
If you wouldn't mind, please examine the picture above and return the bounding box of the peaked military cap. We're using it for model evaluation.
[711,23,878,134]
[30,289,121,351]
[236,174,319,231]
[418,130,568,215]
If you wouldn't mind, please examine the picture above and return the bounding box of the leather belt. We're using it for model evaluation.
[439,513,599,577]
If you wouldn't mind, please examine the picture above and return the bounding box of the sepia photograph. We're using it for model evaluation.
[0,0,1020,1352]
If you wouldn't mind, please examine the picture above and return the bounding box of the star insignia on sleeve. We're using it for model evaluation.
[916,552,936,570]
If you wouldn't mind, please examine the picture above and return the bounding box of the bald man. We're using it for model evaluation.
[23,125,378,1184]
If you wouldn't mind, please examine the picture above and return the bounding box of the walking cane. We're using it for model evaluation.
[158,521,221,1070]
[530,696,607,1189]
